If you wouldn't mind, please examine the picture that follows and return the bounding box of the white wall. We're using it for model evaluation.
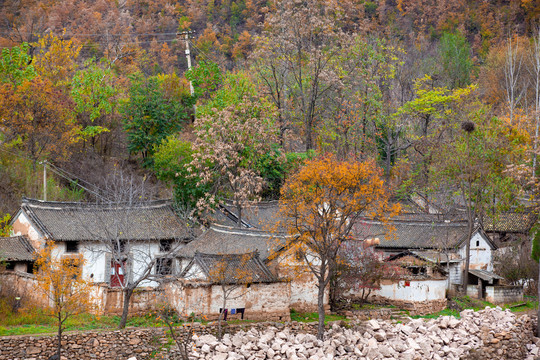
[459,231,493,272]
[374,279,447,301]
[449,263,462,285]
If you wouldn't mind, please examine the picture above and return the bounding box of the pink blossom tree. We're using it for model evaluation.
[189,98,279,226]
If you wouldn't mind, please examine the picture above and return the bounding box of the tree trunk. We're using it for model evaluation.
[218,287,227,340]
[316,275,326,340]
[462,218,473,295]
[537,263,540,337]
[119,288,134,329]
[57,314,62,360]
[306,116,313,151]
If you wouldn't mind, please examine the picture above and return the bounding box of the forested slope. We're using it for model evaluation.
[0,0,537,220]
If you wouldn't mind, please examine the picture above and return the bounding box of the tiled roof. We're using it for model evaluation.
[354,219,469,250]
[181,251,276,284]
[209,201,284,231]
[177,224,284,261]
[0,236,35,261]
[469,269,504,282]
[481,211,537,233]
[20,197,192,242]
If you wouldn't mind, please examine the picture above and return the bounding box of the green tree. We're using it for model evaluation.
[153,136,209,214]
[431,108,527,292]
[71,59,118,151]
[0,43,36,85]
[122,73,193,166]
[439,31,474,89]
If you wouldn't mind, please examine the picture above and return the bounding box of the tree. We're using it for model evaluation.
[396,77,475,188]
[153,136,209,214]
[332,243,395,306]
[122,73,193,166]
[206,253,255,340]
[189,98,279,225]
[70,59,119,153]
[278,155,397,339]
[252,0,354,150]
[0,76,78,168]
[0,43,36,85]
[438,31,474,89]
[34,241,93,360]
[431,109,527,292]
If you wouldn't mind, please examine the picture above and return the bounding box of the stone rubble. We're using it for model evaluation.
[186,307,538,360]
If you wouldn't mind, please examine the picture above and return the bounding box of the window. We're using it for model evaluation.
[113,240,126,254]
[66,241,79,253]
[27,262,34,274]
[156,258,173,275]
[5,262,14,271]
[160,239,173,252]
[476,240,480,247]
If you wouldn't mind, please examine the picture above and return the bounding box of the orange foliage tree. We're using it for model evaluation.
[34,241,94,360]
[278,155,398,339]
[0,76,79,168]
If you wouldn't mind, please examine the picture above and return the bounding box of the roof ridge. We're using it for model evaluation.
[22,197,172,210]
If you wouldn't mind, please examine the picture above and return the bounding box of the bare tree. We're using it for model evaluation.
[75,170,193,329]
[530,29,540,175]
[504,36,527,124]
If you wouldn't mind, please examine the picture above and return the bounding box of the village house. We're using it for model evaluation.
[175,217,324,317]
[354,214,523,305]
[7,197,194,312]
[164,251,291,321]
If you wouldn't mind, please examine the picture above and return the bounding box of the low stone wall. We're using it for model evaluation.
[0,328,167,360]
[337,308,394,320]
[485,285,524,304]
[368,295,447,315]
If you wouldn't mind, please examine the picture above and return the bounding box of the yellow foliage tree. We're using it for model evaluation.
[34,241,94,360]
[278,155,398,339]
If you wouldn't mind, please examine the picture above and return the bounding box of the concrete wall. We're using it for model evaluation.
[165,280,291,321]
[374,279,447,302]
[485,285,524,304]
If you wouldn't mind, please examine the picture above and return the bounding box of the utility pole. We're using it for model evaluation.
[178,30,196,120]
[40,160,47,201]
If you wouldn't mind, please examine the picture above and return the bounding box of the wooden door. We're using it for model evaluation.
[110,260,125,287]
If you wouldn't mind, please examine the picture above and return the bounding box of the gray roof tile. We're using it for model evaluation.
[0,236,35,261]
[21,198,192,242]
[181,251,276,284]
[177,224,284,261]
[354,219,469,249]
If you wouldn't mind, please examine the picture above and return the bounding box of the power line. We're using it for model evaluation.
[0,31,179,37]
[46,165,111,202]
[0,146,110,201]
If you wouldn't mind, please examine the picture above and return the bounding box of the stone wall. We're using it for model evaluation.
[368,295,447,315]
[485,285,524,304]
[0,328,167,360]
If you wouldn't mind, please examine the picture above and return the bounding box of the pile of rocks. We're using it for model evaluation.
[187,307,537,360]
